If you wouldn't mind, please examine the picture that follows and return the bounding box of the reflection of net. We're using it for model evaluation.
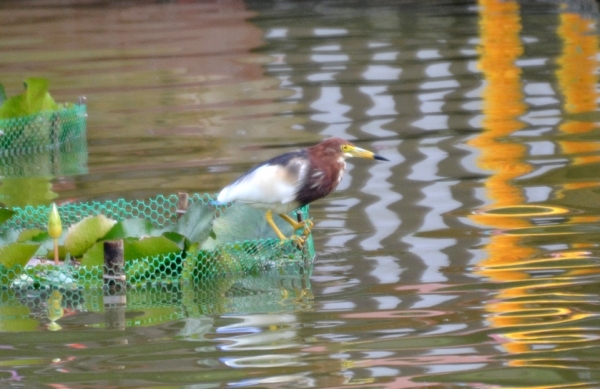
[3,265,311,329]
[0,136,88,177]
[0,104,87,155]
[2,194,314,289]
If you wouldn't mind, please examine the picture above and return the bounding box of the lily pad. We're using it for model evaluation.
[81,236,182,268]
[163,231,188,250]
[17,229,48,243]
[0,242,41,271]
[0,208,15,225]
[0,78,58,119]
[174,201,214,246]
[124,236,182,261]
[103,218,161,240]
[79,241,104,268]
[64,214,117,257]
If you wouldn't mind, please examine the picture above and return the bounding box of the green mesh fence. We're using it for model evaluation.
[1,193,315,291]
[0,104,87,155]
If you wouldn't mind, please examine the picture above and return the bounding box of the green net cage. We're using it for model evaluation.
[1,193,315,291]
[0,103,87,155]
[0,194,314,329]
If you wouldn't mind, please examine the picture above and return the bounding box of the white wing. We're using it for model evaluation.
[218,159,308,210]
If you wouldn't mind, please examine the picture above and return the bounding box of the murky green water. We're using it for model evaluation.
[2,0,600,387]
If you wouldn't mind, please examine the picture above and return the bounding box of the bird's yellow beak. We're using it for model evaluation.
[346,146,389,161]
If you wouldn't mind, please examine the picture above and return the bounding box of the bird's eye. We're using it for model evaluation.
[341,145,350,152]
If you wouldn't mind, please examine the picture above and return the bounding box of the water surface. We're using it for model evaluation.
[2,0,600,388]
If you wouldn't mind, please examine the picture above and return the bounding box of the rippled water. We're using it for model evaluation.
[2,0,600,387]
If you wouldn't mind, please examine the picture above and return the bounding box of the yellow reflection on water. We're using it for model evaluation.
[557,12,599,116]
[468,0,600,377]
[475,205,570,217]
[556,9,600,201]
[469,0,533,268]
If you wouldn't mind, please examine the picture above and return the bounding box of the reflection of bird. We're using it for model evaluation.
[217,138,389,245]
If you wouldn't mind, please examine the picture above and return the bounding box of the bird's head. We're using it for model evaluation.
[316,138,389,161]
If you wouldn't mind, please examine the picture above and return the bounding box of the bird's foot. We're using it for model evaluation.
[295,220,313,247]
[300,219,313,239]
[272,213,312,248]
[283,234,305,249]
[293,219,313,242]
[279,214,313,235]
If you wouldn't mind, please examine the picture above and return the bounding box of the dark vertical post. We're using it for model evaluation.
[104,240,125,291]
[103,239,126,330]
[177,192,189,219]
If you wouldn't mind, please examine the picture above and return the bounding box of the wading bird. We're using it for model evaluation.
[217,137,389,245]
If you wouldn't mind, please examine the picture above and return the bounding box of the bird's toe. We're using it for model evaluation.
[289,234,305,249]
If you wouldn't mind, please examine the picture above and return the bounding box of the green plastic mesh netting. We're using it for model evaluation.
[1,193,315,291]
[0,104,87,155]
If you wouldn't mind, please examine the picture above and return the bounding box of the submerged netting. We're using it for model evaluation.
[0,104,87,155]
[1,269,313,330]
[0,135,88,178]
[1,193,314,291]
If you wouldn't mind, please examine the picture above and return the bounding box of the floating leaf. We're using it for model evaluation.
[124,236,182,261]
[21,225,66,259]
[79,241,104,268]
[103,218,162,240]
[0,242,40,271]
[162,231,188,250]
[0,208,15,225]
[0,77,58,119]
[17,229,49,243]
[44,244,68,261]
[174,201,214,246]
[64,214,116,257]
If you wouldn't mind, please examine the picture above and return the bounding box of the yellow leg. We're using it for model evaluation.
[266,210,306,247]
[266,210,287,241]
[278,213,313,233]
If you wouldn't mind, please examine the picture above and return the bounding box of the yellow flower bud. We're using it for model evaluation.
[48,203,62,239]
